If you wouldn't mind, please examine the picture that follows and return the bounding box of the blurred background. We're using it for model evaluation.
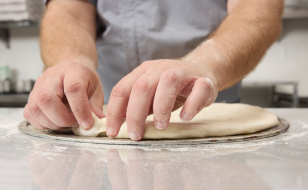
[0,0,307,108]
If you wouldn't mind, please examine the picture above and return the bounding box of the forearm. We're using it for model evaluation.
[40,0,97,70]
[182,0,283,90]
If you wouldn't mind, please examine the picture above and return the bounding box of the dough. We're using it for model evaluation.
[72,103,279,139]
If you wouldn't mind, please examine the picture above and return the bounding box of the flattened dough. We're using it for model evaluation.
[72,103,279,139]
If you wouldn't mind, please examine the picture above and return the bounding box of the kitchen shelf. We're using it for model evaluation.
[283,7,308,19]
[0,21,38,49]
[0,93,29,107]
[242,81,299,108]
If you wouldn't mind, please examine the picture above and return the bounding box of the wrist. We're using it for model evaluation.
[181,39,227,91]
[44,55,97,71]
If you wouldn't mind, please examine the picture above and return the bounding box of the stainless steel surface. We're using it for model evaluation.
[1,108,308,190]
[19,118,290,146]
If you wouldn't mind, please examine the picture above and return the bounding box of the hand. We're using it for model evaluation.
[106,59,219,140]
[23,62,105,130]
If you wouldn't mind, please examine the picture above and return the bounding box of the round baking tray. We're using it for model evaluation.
[18,117,290,146]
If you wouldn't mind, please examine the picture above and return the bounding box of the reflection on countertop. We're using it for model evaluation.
[1,108,308,190]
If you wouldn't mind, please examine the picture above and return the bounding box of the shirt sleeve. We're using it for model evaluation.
[45,0,97,7]
[86,0,97,6]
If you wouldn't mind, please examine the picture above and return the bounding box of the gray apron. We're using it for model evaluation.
[88,0,241,103]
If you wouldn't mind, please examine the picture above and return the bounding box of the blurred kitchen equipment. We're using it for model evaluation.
[22,79,34,93]
[0,81,3,93]
[0,64,13,93]
[285,0,307,7]
[283,0,308,18]
[0,0,43,22]
[0,0,42,48]
[0,64,10,80]
[3,79,10,93]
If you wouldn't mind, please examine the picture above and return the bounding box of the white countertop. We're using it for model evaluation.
[1,108,308,190]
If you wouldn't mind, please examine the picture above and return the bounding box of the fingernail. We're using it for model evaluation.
[129,132,141,141]
[180,112,192,122]
[81,120,92,130]
[155,121,166,130]
[107,128,116,136]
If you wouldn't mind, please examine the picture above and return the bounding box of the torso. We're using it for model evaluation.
[91,0,241,103]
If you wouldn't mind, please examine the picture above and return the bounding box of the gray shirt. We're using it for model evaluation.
[88,0,241,103]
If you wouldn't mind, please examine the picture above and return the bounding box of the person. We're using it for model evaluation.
[23,0,283,141]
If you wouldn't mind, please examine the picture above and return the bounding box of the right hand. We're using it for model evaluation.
[23,62,105,130]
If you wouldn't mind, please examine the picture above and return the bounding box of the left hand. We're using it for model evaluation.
[106,59,219,140]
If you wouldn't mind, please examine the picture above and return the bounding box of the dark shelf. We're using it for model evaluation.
[0,21,37,29]
[0,93,29,107]
[0,20,38,49]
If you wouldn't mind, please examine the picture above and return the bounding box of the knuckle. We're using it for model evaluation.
[37,94,53,107]
[107,112,122,120]
[132,80,150,94]
[157,107,170,115]
[111,85,128,98]
[27,105,40,119]
[107,112,124,125]
[64,82,84,94]
[196,78,212,91]
[162,70,181,85]
[126,117,143,125]
[191,102,203,112]
[43,67,53,75]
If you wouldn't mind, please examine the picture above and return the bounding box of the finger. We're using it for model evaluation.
[36,93,77,128]
[107,149,129,190]
[153,69,190,130]
[180,77,217,122]
[127,149,153,190]
[33,109,61,130]
[153,162,173,190]
[88,81,105,119]
[25,100,62,130]
[24,104,47,130]
[64,72,93,130]
[23,82,48,130]
[68,151,96,190]
[32,72,77,128]
[106,70,145,137]
[91,160,106,189]
[126,70,160,141]
[38,147,80,190]
[26,148,52,185]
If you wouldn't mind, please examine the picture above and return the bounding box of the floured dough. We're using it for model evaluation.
[72,103,279,139]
